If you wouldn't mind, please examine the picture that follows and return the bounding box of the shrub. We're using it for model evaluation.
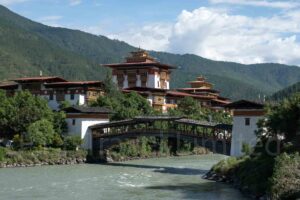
[139,137,152,157]
[0,147,6,162]
[159,139,170,156]
[66,149,87,159]
[27,119,56,147]
[269,153,300,200]
[52,133,64,148]
[64,136,83,150]
[237,154,275,196]
[109,151,122,161]
[12,134,23,150]
[242,143,252,156]
[212,156,241,175]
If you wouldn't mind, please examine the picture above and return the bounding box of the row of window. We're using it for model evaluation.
[49,93,75,101]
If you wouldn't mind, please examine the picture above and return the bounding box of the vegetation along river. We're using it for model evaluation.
[0,154,248,200]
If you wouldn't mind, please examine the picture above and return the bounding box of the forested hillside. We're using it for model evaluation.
[1,5,300,100]
[269,81,300,101]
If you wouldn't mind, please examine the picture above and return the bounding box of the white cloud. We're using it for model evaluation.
[69,0,81,6]
[38,15,63,27]
[105,7,300,66]
[108,23,172,52]
[0,0,29,6]
[209,0,300,9]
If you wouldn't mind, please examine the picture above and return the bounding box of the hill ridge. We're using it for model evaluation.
[0,5,300,100]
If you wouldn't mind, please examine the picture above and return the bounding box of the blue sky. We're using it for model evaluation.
[2,0,300,66]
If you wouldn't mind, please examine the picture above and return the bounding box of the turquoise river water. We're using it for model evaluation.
[0,154,248,200]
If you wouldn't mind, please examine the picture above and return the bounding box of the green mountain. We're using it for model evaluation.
[1,5,300,100]
[269,81,300,101]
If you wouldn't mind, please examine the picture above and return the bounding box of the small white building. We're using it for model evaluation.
[225,100,265,157]
[64,106,111,150]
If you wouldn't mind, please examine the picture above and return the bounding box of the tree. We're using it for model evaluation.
[8,91,53,135]
[103,72,120,97]
[27,119,56,147]
[58,101,71,110]
[52,111,68,135]
[0,91,67,139]
[92,89,154,121]
[64,136,83,150]
[0,90,12,136]
[256,93,300,150]
[177,96,201,116]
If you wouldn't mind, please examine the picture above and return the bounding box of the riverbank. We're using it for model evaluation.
[106,146,211,162]
[0,148,87,168]
[203,153,300,199]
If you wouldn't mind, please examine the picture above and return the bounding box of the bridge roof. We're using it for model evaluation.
[90,119,136,129]
[90,115,232,130]
[134,116,183,122]
[215,123,233,131]
[90,116,183,129]
[175,118,218,127]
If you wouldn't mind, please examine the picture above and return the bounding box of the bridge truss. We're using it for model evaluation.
[90,116,232,155]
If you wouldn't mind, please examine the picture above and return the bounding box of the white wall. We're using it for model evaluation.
[136,75,141,87]
[166,81,170,90]
[230,115,262,157]
[66,118,109,149]
[147,74,156,88]
[65,94,83,105]
[78,94,85,105]
[45,94,86,111]
[112,75,117,85]
[155,73,160,88]
[43,94,60,110]
[146,94,153,106]
[123,75,128,88]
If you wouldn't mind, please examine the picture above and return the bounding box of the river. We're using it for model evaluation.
[0,154,248,200]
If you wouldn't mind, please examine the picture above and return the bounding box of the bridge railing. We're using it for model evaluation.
[93,127,231,142]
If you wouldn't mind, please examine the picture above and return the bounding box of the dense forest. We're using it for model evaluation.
[1,5,300,100]
[269,81,300,101]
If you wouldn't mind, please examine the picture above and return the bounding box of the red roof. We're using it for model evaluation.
[0,83,18,90]
[11,76,67,83]
[211,98,231,105]
[224,100,264,109]
[104,62,176,70]
[177,88,220,93]
[123,87,168,93]
[45,81,103,88]
[167,91,214,99]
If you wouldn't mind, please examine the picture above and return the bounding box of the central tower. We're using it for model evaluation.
[104,50,175,89]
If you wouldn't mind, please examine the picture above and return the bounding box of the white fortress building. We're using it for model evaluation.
[64,106,111,150]
[0,76,105,110]
[225,100,265,157]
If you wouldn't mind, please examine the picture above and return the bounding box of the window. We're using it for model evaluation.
[70,93,75,100]
[49,93,54,100]
[245,118,250,126]
[72,119,76,125]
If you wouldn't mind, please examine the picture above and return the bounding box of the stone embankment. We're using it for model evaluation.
[0,158,86,168]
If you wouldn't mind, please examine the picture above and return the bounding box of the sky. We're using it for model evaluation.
[2,0,300,66]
